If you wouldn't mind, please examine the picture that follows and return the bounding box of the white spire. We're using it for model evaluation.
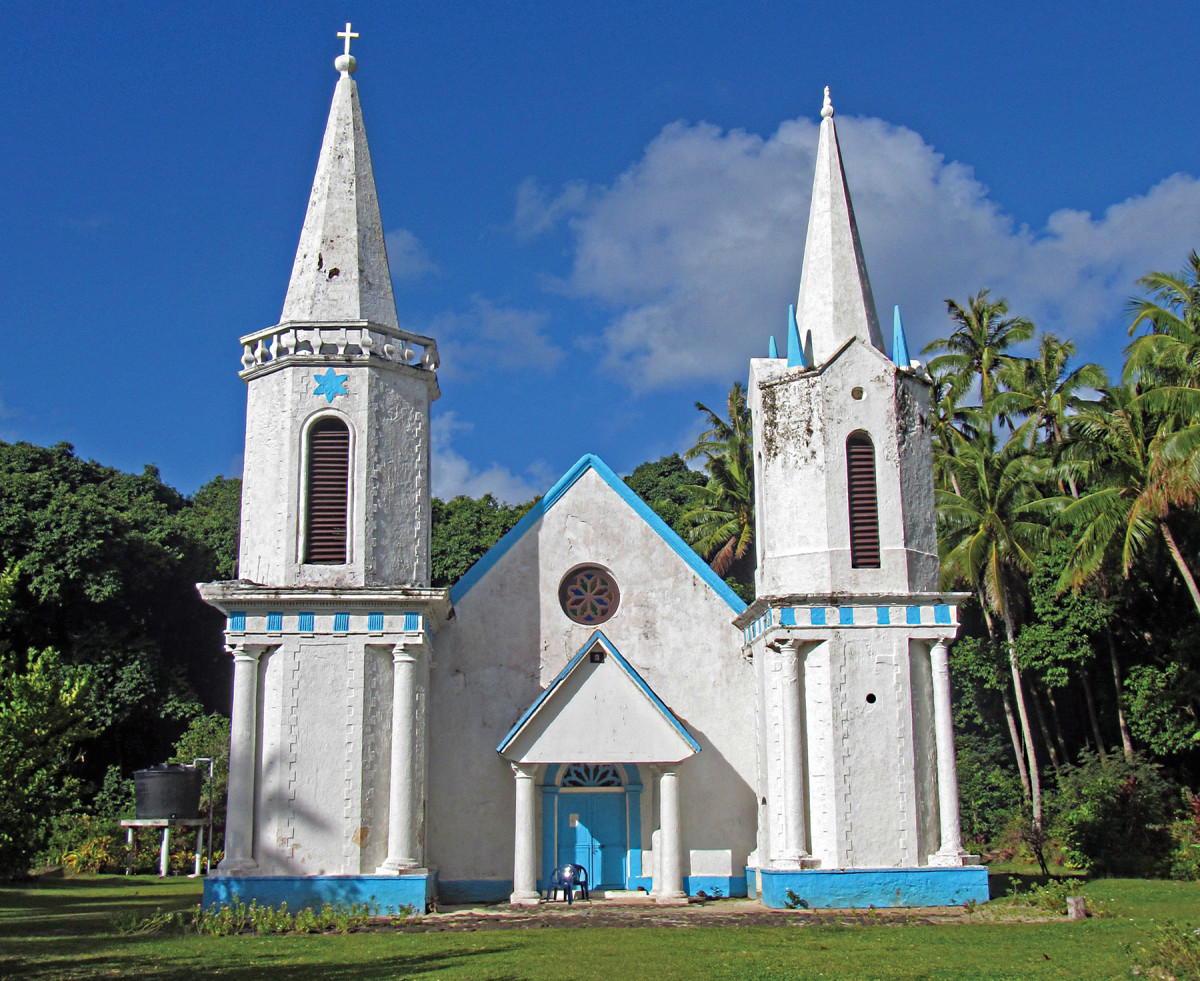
[793,86,884,365]
[280,29,398,328]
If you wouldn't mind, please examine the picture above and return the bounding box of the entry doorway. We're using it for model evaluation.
[557,792,625,888]
[544,763,640,892]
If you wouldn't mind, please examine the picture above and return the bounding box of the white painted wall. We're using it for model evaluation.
[238,362,433,589]
[750,342,940,599]
[429,467,757,887]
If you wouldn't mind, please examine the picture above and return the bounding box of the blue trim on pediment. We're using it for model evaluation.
[496,629,702,756]
[449,453,746,613]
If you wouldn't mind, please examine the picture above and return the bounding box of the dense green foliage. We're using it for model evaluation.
[681,383,756,596]
[0,442,235,875]
[930,254,1200,870]
[430,494,534,587]
[625,454,707,537]
[1052,752,1175,876]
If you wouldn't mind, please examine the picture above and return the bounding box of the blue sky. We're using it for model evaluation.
[3,1,1199,500]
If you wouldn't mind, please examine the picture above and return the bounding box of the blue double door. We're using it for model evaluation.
[557,792,626,889]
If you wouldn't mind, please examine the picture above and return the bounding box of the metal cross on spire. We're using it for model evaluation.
[337,22,359,57]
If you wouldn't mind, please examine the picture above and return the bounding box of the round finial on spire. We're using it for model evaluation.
[336,22,359,75]
[821,86,834,119]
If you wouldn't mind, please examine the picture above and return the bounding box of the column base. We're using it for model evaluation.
[509,890,541,906]
[770,856,821,870]
[212,857,259,877]
[654,891,688,906]
[927,849,981,867]
[375,858,423,876]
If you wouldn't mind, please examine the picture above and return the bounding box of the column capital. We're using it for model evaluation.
[511,762,536,780]
[391,642,419,664]
[226,643,262,664]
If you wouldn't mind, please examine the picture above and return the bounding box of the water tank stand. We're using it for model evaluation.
[119,818,210,877]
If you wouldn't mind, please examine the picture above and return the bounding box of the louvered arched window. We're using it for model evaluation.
[305,417,349,564]
[846,432,880,569]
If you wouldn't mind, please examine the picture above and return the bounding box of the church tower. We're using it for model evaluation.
[236,32,438,589]
[737,89,982,908]
[201,28,448,912]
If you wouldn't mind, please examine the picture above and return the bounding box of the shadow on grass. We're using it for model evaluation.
[6,932,527,981]
[0,877,203,940]
[987,869,1091,901]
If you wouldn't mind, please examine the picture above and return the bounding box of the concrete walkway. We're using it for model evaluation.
[397,897,976,933]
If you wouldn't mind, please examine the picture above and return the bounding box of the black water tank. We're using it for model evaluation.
[133,765,203,819]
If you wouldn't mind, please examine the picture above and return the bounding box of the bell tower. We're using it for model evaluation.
[738,88,979,906]
[201,28,449,911]
[234,26,440,589]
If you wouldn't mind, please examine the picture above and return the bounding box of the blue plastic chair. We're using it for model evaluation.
[547,863,590,904]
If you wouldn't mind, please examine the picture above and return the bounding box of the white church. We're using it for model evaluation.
[200,30,987,912]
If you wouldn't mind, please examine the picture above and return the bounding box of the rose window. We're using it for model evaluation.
[558,566,620,625]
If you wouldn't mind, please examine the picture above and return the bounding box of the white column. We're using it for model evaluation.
[159,827,170,877]
[510,764,540,905]
[656,769,686,904]
[778,640,809,865]
[928,639,976,865]
[217,643,261,874]
[377,643,419,874]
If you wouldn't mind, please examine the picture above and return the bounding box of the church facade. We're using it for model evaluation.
[201,37,987,912]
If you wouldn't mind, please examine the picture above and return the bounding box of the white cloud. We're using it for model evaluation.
[524,115,1200,388]
[430,410,544,503]
[514,178,591,239]
[385,227,440,281]
[426,296,565,378]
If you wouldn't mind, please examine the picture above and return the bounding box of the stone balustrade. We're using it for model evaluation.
[238,321,440,378]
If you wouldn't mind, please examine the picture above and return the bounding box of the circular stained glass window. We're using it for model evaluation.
[558,566,620,625]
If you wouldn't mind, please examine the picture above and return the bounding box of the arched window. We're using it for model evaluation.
[305,417,349,564]
[846,432,880,569]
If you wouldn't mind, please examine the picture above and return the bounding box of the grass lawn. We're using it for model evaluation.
[1,874,1197,980]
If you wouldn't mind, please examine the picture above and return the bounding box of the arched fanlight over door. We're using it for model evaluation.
[846,432,881,569]
[305,417,349,564]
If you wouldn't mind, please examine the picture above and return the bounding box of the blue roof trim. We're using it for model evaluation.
[449,453,747,613]
[496,630,702,755]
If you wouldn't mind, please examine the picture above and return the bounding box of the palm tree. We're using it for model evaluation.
[995,334,1107,453]
[927,362,983,495]
[937,433,1060,829]
[924,289,1035,411]
[683,382,755,582]
[1124,250,1200,391]
[1058,385,1200,615]
[1123,251,1200,505]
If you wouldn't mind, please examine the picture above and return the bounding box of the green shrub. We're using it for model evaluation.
[1169,792,1200,881]
[1125,920,1200,979]
[1052,751,1175,876]
[956,732,1024,847]
[187,898,391,936]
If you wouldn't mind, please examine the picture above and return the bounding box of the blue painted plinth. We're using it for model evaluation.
[756,866,989,909]
[202,873,437,914]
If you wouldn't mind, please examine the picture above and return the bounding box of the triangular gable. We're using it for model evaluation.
[496,631,701,764]
[449,453,747,612]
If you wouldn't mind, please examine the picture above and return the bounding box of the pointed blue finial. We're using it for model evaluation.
[768,335,779,359]
[786,304,806,367]
[892,305,911,367]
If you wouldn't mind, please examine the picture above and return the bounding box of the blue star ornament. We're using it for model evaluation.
[313,367,349,403]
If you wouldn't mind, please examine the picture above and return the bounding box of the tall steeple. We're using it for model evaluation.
[793,86,885,366]
[232,27,440,590]
[280,29,398,328]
